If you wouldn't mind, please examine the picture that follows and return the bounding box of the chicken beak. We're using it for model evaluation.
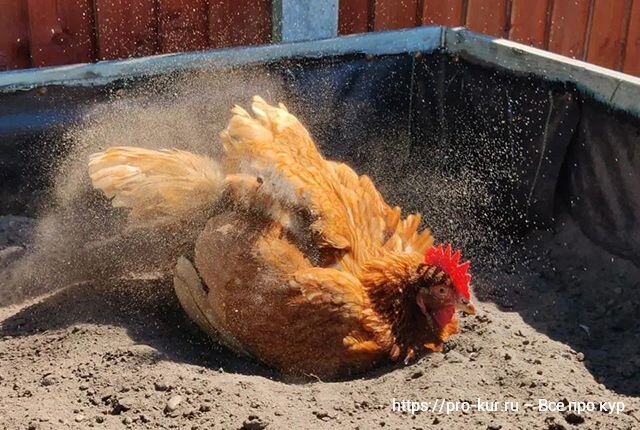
[456,297,476,315]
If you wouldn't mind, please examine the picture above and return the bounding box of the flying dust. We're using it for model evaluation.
[1,69,286,304]
[1,65,545,308]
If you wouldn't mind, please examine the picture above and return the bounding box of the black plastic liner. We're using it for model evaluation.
[0,50,638,267]
[562,101,640,268]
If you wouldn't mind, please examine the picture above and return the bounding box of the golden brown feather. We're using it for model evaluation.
[87,96,475,378]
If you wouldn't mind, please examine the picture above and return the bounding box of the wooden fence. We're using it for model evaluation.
[1,0,639,76]
[340,0,640,75]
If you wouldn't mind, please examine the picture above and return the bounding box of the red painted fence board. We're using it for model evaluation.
[623,0,640,75]
[208,0,272,48]
[0,0,30,70]
[94,0,158,60]
[508,0,549,48]
[27,0,95,67]
[339,0,370,34]
[586,0,630,70]
[373,0,419,30]
[421,0,465,26]
[548,0,592,59]
[158,0,209,53]
[0,0,639,76]
[466,0,507,37]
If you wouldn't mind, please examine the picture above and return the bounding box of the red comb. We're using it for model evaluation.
[424,244,471,300]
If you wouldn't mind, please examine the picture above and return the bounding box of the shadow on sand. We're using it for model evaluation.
[0,277,279,378]
[473,214,640,397]
[0,277,406,383]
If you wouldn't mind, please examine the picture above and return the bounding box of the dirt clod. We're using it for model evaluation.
[165,395,184,414]
[154,380,171,391]
[564,412,585,425]
[241,415,269,430]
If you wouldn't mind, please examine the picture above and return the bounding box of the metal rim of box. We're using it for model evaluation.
[0,26,638,116]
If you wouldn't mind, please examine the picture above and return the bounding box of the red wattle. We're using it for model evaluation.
[433,306,455,328]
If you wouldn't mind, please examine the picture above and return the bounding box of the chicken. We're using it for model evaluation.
[88,96,476,378]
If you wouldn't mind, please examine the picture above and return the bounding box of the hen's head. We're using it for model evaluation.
[416,244,475,329]
[363,244,475,361]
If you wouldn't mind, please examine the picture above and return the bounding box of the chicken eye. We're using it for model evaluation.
[431,284,448,298]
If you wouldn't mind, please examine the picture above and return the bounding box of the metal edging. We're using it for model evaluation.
[1,25,639,116]
[0,26,443,92]
[445,27,640,116]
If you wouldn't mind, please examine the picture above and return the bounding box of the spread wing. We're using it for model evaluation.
[327,161,434,257]
[220,96,433,272]
[88,147,223,226]
[88,98,434,270]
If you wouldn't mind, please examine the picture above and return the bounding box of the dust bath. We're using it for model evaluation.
[1,72,638,429]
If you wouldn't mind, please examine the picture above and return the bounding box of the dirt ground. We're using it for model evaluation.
[0,212,639,430]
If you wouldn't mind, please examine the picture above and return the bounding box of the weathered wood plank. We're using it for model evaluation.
[0,0,30,70]
[623,0,640,75]
[547,0,591,59]
[586,0,629,70]
[158,0,208,53]
[465,0,507,37]
[508,0,548,48]
[373,0,419,31]
[94,0,158,60]
[421,0,465,26]
[339,0,370,34]
[27,0,95,67]
[208,0,271,48]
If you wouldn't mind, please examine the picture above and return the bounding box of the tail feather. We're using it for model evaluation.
[88,147,224,225]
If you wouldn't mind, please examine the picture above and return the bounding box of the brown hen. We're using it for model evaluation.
[88,96,476,378]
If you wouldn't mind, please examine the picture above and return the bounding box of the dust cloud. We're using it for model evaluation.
[1,66,527,306]
[0,69,287,305]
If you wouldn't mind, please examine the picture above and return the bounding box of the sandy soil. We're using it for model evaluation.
[0,212,639,430]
